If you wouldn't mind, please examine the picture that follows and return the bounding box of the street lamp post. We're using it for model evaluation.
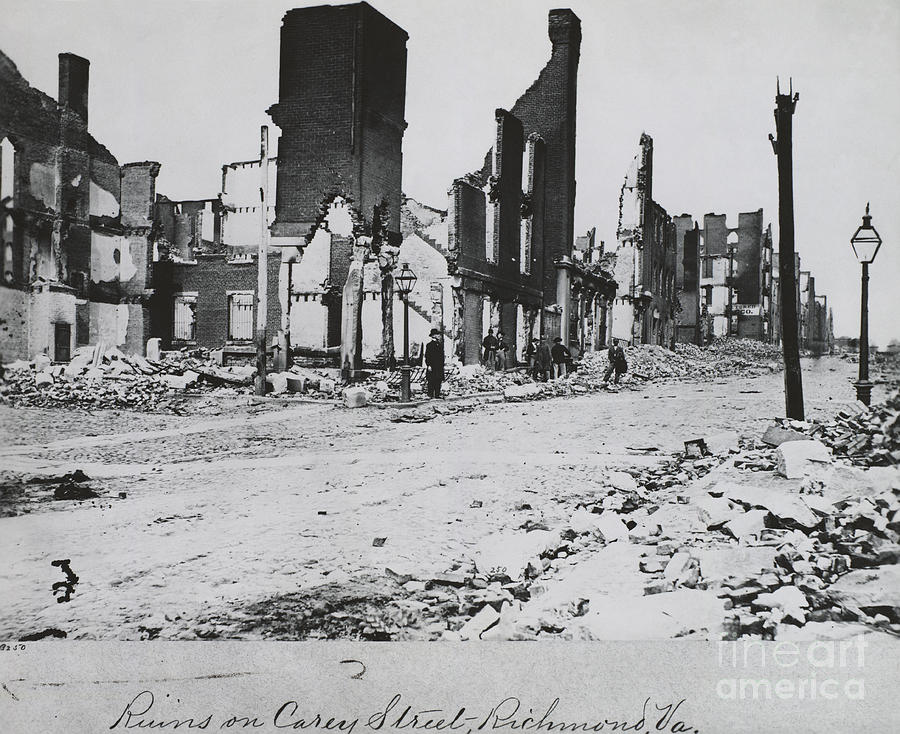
[394,262,417,403]
[850,203,882,406]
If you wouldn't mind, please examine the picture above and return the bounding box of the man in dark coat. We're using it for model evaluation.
[481,328,498,372]
[551,337,570,379]
[603,338,628,384]
[535,338,552,381]
[524,337,538,370]
[424,328,445,398]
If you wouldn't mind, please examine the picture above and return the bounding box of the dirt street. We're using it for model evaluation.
[0,356,893,641]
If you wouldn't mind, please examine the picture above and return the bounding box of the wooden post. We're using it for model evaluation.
[255,126,269,396]
[773,80,804,420]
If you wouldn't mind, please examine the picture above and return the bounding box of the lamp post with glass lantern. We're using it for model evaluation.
[850,203,882,405]
[394,262,417,403]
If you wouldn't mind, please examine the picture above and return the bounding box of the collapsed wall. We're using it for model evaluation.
[1,49,159,361]
[445,9,583,364]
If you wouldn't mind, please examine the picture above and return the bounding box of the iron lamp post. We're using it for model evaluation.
[850,203,882,405]
[394,262,417,403]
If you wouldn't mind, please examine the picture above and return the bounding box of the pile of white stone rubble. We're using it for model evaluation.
[337,403,899,641]
[0,346,257,412]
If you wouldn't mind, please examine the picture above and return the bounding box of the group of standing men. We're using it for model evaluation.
[480,329,511,372]
[425,327,629,399]
[524,336,572,381]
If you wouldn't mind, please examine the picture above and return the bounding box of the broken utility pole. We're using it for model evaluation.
[255,126,269,396]
[770,79,804,420]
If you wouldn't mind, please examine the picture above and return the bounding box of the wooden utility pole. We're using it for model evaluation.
[255,126,269,396]
[771,79,804,419]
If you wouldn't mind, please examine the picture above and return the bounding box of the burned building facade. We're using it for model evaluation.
[152,153,449,366]
[673,214,701,345]
[1,50,158,362]
[150,2,412,372]
[609,133,677,347]
[445,9,613,364]
[667,207,834,349]
[152,6,614,369]
[267,1,408,370]
[149,157,280,358]
[697,210,774,342]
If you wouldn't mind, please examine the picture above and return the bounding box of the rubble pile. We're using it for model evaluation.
[781,389,900,466]
[439,340,782,405]
[572,340,780,386]
[703,337,783,361]
[0,346,257,413]
[316,410,899,642]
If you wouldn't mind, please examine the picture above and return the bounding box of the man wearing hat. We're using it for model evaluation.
[550,336,570,379]
[424,328,445,398]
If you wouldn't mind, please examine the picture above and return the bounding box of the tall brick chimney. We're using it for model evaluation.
[58,53,89,124]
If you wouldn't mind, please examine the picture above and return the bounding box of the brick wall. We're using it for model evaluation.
[269,3,407,239]
[500,301,518,362]
[164,254,281,349]
[0,287,28,360]
[509,9,580,306]
[452,180,486,268]
[702,214,728,257]
[451,114,543,307]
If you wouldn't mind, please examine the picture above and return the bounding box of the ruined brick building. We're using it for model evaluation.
[152,151,446,367]
[1,50,158,362]
[605,132,832,349]
[609,133,678,347]
[444,8,614,364]
[150,6,614,369]
[149,156,281,358]
[267,1,408,373]
[695,210,774,342]
[149,2,413,371]
[672,214,701,346]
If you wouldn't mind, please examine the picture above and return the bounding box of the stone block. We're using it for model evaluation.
[343,386,370,408]
[267,373,288,394]
[762,425,807,447]
[34,371,54,387]
[776,439,832,479]
[503,383,541,400]
[284,373,307,393]
[574,590,725,640]
[473,530,559,581]
[704,431,739,455]
[720,482,820,529]
[146,338,161,361]
[694,495,735,529]
[827,565,900,620]
[594,513,630,543]
[607,470,638,492]
[723,509,769,539]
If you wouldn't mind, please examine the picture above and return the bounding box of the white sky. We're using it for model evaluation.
[4,0,899,346]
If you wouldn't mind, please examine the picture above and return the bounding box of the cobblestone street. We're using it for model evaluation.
[1,356,893,642]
